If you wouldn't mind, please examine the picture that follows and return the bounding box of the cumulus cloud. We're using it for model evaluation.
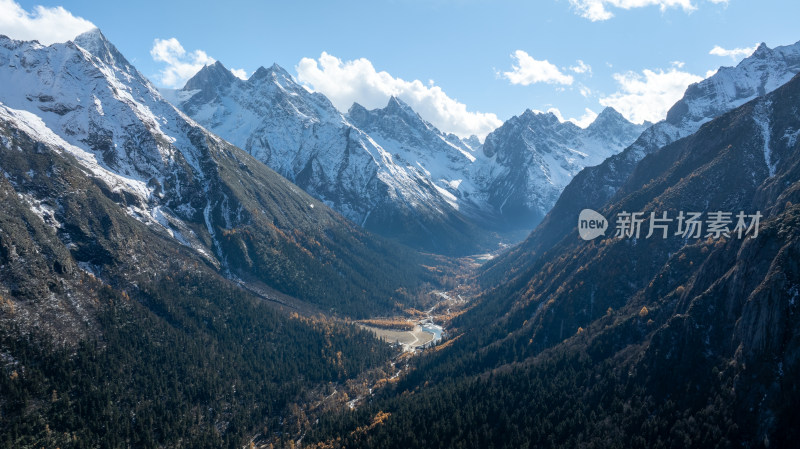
[569,0,697,21]
[502,50,574,86]
[230,68,248,80]
[150,38,216,88]
[0,0,95,45]
[296,52,502,139]
[570,60,592,75]
[548,107,599,128]
[709,43,758,60]
[149,38,249,87]
[599,63,702,124]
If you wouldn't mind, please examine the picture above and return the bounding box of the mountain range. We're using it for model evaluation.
[0,29,434,322]
[165,61,645,253]
[483,40,800,284]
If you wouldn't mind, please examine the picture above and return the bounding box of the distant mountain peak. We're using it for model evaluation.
[73,27,105,45]
[751,42,771,58]
[595,106,624,120]
[347,102,367,114]
[249,66,270,81]
[248,63,292,84]
[587,106,630,129]
[72,27,133,70]
[385,96,416,116]
[269,62,290,75]
[517,109,560,126]
[346,102,369,123]
[184,60,237,91]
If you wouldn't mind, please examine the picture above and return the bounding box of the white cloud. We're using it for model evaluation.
[150,38,215,88]
[579,84,593,97]
[0,0,95,45]
[570,60,592,75]
[296,52,502,139]
[548,107,599,128]
[709,44,758,60]
[599,64,703,124]
[502,50,573,86]
[569,0,697,21]
[230,68,248,80]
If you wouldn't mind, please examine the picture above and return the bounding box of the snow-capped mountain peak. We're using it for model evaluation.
[587,107,630,130]
[663,40,800,131]
[0,30,330,270]
[517,39,800,269]
[167,56,648,241]
[72,28,133,72]
[478,104,647,226]
[751,42,770,58]
[248,64,286,83]
[384,95,417,117]
[184,61,239,91]
[167,57,497,253]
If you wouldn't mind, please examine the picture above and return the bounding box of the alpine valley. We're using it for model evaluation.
[0,19,799,449]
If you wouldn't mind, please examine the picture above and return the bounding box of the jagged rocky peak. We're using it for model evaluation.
[167,55,492,255]
[72,28,137,74]
[269,62,292,77]
[248,65,269,81]
[184,60,238,91]
[478,102,648,228]
[248,63,292,83]
[385,95,416,115]
[741,40,800,69]
[346,96,429,132]
[587,106,625,128]
[461,134,482,151]
[665,39,800,127]
[488,109,563,141]
[585,106,648,141]
[750,42,771,58]
[520,108,570,129]
[72,27,110,54]
[346,101,370,122]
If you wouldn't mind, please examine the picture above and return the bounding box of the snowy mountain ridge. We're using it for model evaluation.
[168,61,645,246]
[476,106,648,226]
[490,38,800,276]
[166,61,470,241]
[626,41,800,166]
[0,29,353,270]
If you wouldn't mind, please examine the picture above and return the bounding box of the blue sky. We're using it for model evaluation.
[2,0,799,138]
